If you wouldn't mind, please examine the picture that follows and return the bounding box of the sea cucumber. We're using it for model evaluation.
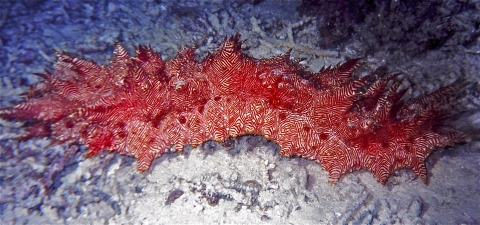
[0,35,468,184]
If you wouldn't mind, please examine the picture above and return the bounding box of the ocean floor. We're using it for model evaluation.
[1,0,480,224]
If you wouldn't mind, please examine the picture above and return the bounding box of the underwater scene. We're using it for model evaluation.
[0,0,480,224]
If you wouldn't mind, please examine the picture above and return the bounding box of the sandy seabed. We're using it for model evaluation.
[0,0,479,224]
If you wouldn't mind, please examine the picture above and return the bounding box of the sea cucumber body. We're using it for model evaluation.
[0,35,467,183]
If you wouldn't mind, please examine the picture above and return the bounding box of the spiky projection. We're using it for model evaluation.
[0,35,468,184]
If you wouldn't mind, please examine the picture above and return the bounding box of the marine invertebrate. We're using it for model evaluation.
[0,35,468,184]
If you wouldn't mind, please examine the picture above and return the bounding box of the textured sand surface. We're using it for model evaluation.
[1,0,479,224]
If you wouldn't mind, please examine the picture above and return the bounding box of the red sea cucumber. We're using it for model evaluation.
[0,35,469,184]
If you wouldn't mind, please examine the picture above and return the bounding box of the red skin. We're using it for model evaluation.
[0,35,468,184]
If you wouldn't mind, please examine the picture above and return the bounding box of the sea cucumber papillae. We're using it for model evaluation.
[0,35,469,184]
